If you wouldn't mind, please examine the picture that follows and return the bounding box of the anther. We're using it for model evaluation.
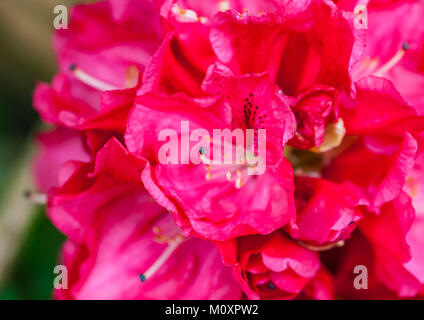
[205,171,212,180]
[140,235,184,282]
[199,147,211,165]
[402,42,410,51]
[23,190,47,205]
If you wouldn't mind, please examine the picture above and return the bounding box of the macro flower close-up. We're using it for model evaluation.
[0,0,423,303]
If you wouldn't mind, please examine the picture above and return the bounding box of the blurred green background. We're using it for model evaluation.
[0,0,88,299]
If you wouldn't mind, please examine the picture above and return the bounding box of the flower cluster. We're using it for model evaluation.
[33,0,424,299]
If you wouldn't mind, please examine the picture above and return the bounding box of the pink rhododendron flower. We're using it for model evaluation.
[34,74,142,153]
[33,0,163,156]
[216,231,332,300]
[31,0,424,300]
[33,128,90,193]
[287,177,365,246]
[54,0,162,88]
[49,138,241,299]
[330,192,424,299]
[210,0,361,96]
[125,69,296,241]
[288,85,340,149]
[345,0,424,113]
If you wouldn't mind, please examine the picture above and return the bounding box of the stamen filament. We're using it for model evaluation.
[70,64,118,91]
[373,43,409,76]
[140,235,184,282]
[23,190,47,205]
[199,154,211,165]
[298,240,345,252]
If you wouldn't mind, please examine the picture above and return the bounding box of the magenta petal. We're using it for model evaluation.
[260,233,320,278]
[54,0,161,87]
[289,177,365,245]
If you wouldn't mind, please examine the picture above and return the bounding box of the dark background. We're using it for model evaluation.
[0,0,88,299]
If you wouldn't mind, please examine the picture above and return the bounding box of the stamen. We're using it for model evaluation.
[69,64,118,91]
[153,234,169,244]
[226,170,232,181]
[364,57,379,73]
[405,176,419,198]
[235,177,243,189]
[23,190,47,205]
[353,57,380,79]
[171,4,200,22]
[218,0,231,11]
[198,16,206,23]
[140,235,184,282]
[199,147,211,165]
[234,169,243,188]
[198,143,255,188]
[184,9,198,20]
[298,240,345,252]
[268,282,276,290]
[125,65,139,88]
[373,43,409,76]
[199,146,207,155]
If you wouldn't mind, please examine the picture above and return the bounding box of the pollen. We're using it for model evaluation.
[205,171,212,180]
[226,170,232,181]
[218,1,231,12]
[125,65,139,88]
[235,177,243,189]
